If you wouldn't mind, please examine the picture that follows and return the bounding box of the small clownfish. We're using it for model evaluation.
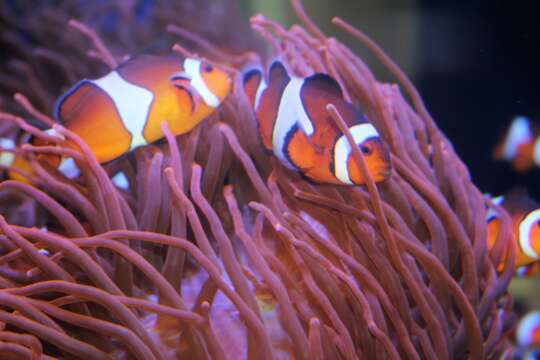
[0,130,79,183]
[486,193,540,273]
[0,136,50,184]
[54,54,231,163]
[243,60,391,185]
[2,139,135,190]
[493,116,540,172]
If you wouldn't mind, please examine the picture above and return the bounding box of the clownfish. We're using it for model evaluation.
[243,60,391,185]
[1,135,134,190]
[0,130,81,183]
[54,54,231,163]
[486,193,540,274]
[493,116,540,172]
[0,135,56,184]
[1,55,230,183]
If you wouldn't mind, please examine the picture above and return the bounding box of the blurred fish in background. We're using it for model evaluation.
[494,116,540,173]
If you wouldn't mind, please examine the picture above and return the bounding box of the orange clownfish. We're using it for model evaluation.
[54,54,231,163]
[1,55,231,184]
[0,135,60,184]
[243,60,391,185]
[493,116,540,172]
[487,193,540,274]
[0,137,27,182]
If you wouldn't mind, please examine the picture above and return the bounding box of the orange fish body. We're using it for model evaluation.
[55,55,231,163]
[493,116,540,172]
[487,193,540,273]
[243,60,391,185]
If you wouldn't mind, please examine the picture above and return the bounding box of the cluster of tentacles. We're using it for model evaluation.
[0,1,517,359]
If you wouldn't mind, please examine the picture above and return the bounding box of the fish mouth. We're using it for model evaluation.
[372,166,392,181]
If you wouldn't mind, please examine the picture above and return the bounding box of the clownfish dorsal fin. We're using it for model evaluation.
[54,79,96,124]
[299,72,362,129]
[268,60,290,85]
[302,73,343,99]
[242,66,264,109]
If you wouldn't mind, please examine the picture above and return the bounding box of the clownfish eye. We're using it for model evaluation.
[203,64,214,73]
[360,144,372,155]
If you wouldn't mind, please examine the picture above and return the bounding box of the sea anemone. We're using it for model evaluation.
[0,1,516,359]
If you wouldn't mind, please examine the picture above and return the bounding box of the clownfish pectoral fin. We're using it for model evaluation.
[170,71,196,112]
[172,83,197,114]
[170,71,192,82]
[242,67,264,109]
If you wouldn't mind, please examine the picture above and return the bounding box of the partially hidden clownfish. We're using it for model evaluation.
[242,60,391,185]
[1,133,137,191]
[493,116,540,172]
[0,135,61,184]
[0,54,231,183]
[486,193,540,275]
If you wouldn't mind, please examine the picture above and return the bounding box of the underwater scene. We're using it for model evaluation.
[0,0,539,359]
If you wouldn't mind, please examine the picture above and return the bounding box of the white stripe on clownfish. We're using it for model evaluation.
[519,208,540,259]
[58,157,80,179]
[0,138,15,168]
[183,58,220,108]
[517,311,540,346]
[112,171,129,190]
[485,195,504,222]
[333,123,379,185]
[272,77,315,169]
[254,78,267,110]
[91,71,154,151]
[501,116,531,160]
